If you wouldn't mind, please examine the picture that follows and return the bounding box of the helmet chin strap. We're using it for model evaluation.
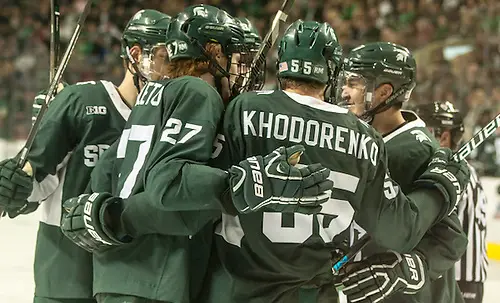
[125,46,148,92]
[191,38,235,100]
[361,86,406,123]
[192,38,231,79]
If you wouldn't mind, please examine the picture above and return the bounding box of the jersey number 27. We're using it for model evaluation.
[116,120,202,198]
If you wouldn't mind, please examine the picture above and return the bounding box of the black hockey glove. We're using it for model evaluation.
[5,202,40,219]
[338,252,427,303]
[0,158,34,214]
[61,192,130,253]
[228,145,333,215]
[414,147,470,216]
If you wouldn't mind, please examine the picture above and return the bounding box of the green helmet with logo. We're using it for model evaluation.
[120,9,171,84]
[277,20,343,84]
[121,9,171,59]
[343,42,416,108]
[236,17,262,51]
[165,5,245,62]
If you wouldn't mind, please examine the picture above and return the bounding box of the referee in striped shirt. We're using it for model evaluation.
[415,101,488,303]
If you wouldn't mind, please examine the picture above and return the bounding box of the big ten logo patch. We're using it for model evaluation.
[86,106,107,115]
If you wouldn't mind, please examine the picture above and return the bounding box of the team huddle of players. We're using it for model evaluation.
[0,4,487,303]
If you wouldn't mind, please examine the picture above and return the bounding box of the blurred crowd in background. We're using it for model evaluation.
[0,0,499,175]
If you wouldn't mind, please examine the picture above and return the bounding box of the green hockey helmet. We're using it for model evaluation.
[121,9,171,82]
[236,17,262,52]
[337,42,416,121]
[165,5,245,65]
[414,101,464,150]
[277,20,343,85]
[231,17,265,94]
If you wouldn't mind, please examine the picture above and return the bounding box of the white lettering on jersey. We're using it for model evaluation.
[83,144,110,167]
[242,110,379,166]
[85,106,107,115]
[83,193,113,245]
[247,156,264,198]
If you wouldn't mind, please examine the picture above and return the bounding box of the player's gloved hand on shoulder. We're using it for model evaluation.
[0,158,33,211]
[61,192,131,253]
[338,251,427,303]
[414,147,470,216]
[227,145,333,215]
[32,82,68,124]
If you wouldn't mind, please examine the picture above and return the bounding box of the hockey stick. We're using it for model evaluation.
[453,113,500,162]
[0,0,93,219]
[332,233,370,274]
[18,0,94,168]
[0,0,68,219]
[332,112,500,274]
[237,0,295,93]
[49,0,61,82]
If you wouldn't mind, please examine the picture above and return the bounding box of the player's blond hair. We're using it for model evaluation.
[166,43,223,78]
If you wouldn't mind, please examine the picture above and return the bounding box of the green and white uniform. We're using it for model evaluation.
[27,80,130,300]
[201,91,452,303]
[349,110,467,303]
[92,77,227,302]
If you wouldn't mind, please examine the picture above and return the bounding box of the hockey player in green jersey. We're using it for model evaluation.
[336,42,467,303]
[58,6,334,303]
[415,101,488,303]
[198,20,470,303]
[0,9,172,303]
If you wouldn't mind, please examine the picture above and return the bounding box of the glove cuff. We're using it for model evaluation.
[401,251,428,294]
[98,196,131,245]
[412,251,428,270]
[219,188,239,216]
[227,166,250,213]
[413,178,453,219]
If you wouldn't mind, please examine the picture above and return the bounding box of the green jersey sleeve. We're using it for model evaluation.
[28,85,88,202]
[89,131,214,237]
[415,211,468,280]
[353,138,449,253]
[118,77,226,236]
[381,120,468,275]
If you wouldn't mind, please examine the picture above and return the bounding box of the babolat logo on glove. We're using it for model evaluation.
[247,156,264,198]
[429,167,461,196]
[83,193,112,245]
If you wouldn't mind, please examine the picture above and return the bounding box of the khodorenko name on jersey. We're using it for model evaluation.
[242,110,379,166]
